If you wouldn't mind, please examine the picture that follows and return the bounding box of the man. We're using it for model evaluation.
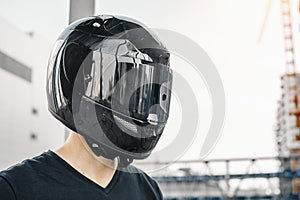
[0,15,172,200]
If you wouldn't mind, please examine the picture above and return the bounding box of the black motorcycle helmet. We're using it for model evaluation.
[46,15,172,167]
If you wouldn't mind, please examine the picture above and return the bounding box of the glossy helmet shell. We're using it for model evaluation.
[46,15,172,165]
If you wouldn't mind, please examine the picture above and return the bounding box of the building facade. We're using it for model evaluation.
[0,17,64,169]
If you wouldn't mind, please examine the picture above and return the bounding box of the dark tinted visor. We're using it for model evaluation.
[81,51,172,124]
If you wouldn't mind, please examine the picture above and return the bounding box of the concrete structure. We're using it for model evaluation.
[0,17,65,170]
[275,73,300,194]
[0,0,95,171]
[275,74,300,156]
[69,0,95,23]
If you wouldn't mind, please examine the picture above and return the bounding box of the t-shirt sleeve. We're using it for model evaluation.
[0,176,17,200]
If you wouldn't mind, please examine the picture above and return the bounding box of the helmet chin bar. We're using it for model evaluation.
[73,95,163,159]
[84,135,133,168]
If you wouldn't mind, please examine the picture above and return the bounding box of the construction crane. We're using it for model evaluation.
[259,0,300,194]
[280,1,300,146]
[259,0,300,152]
[259,0,296,73]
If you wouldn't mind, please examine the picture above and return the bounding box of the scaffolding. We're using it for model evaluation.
[137,156,300,199]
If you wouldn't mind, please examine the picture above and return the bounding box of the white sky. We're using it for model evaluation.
[0,0,298,160]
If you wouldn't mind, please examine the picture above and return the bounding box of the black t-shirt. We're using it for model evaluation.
[0,151,162,200]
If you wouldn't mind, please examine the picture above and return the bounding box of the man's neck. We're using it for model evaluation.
[55,132,117,188]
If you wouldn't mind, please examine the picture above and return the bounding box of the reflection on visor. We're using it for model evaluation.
[81,51,172,124]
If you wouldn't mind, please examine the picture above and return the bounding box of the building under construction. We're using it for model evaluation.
[275,73,300,195]
[274,0,300,196]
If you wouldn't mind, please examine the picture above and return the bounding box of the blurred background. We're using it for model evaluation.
[1,0,300,199]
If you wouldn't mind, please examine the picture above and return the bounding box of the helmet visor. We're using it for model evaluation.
[80,51,172,124]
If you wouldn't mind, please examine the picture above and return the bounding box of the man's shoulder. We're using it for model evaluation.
[0,151,54,182]
[0,150,61,199]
